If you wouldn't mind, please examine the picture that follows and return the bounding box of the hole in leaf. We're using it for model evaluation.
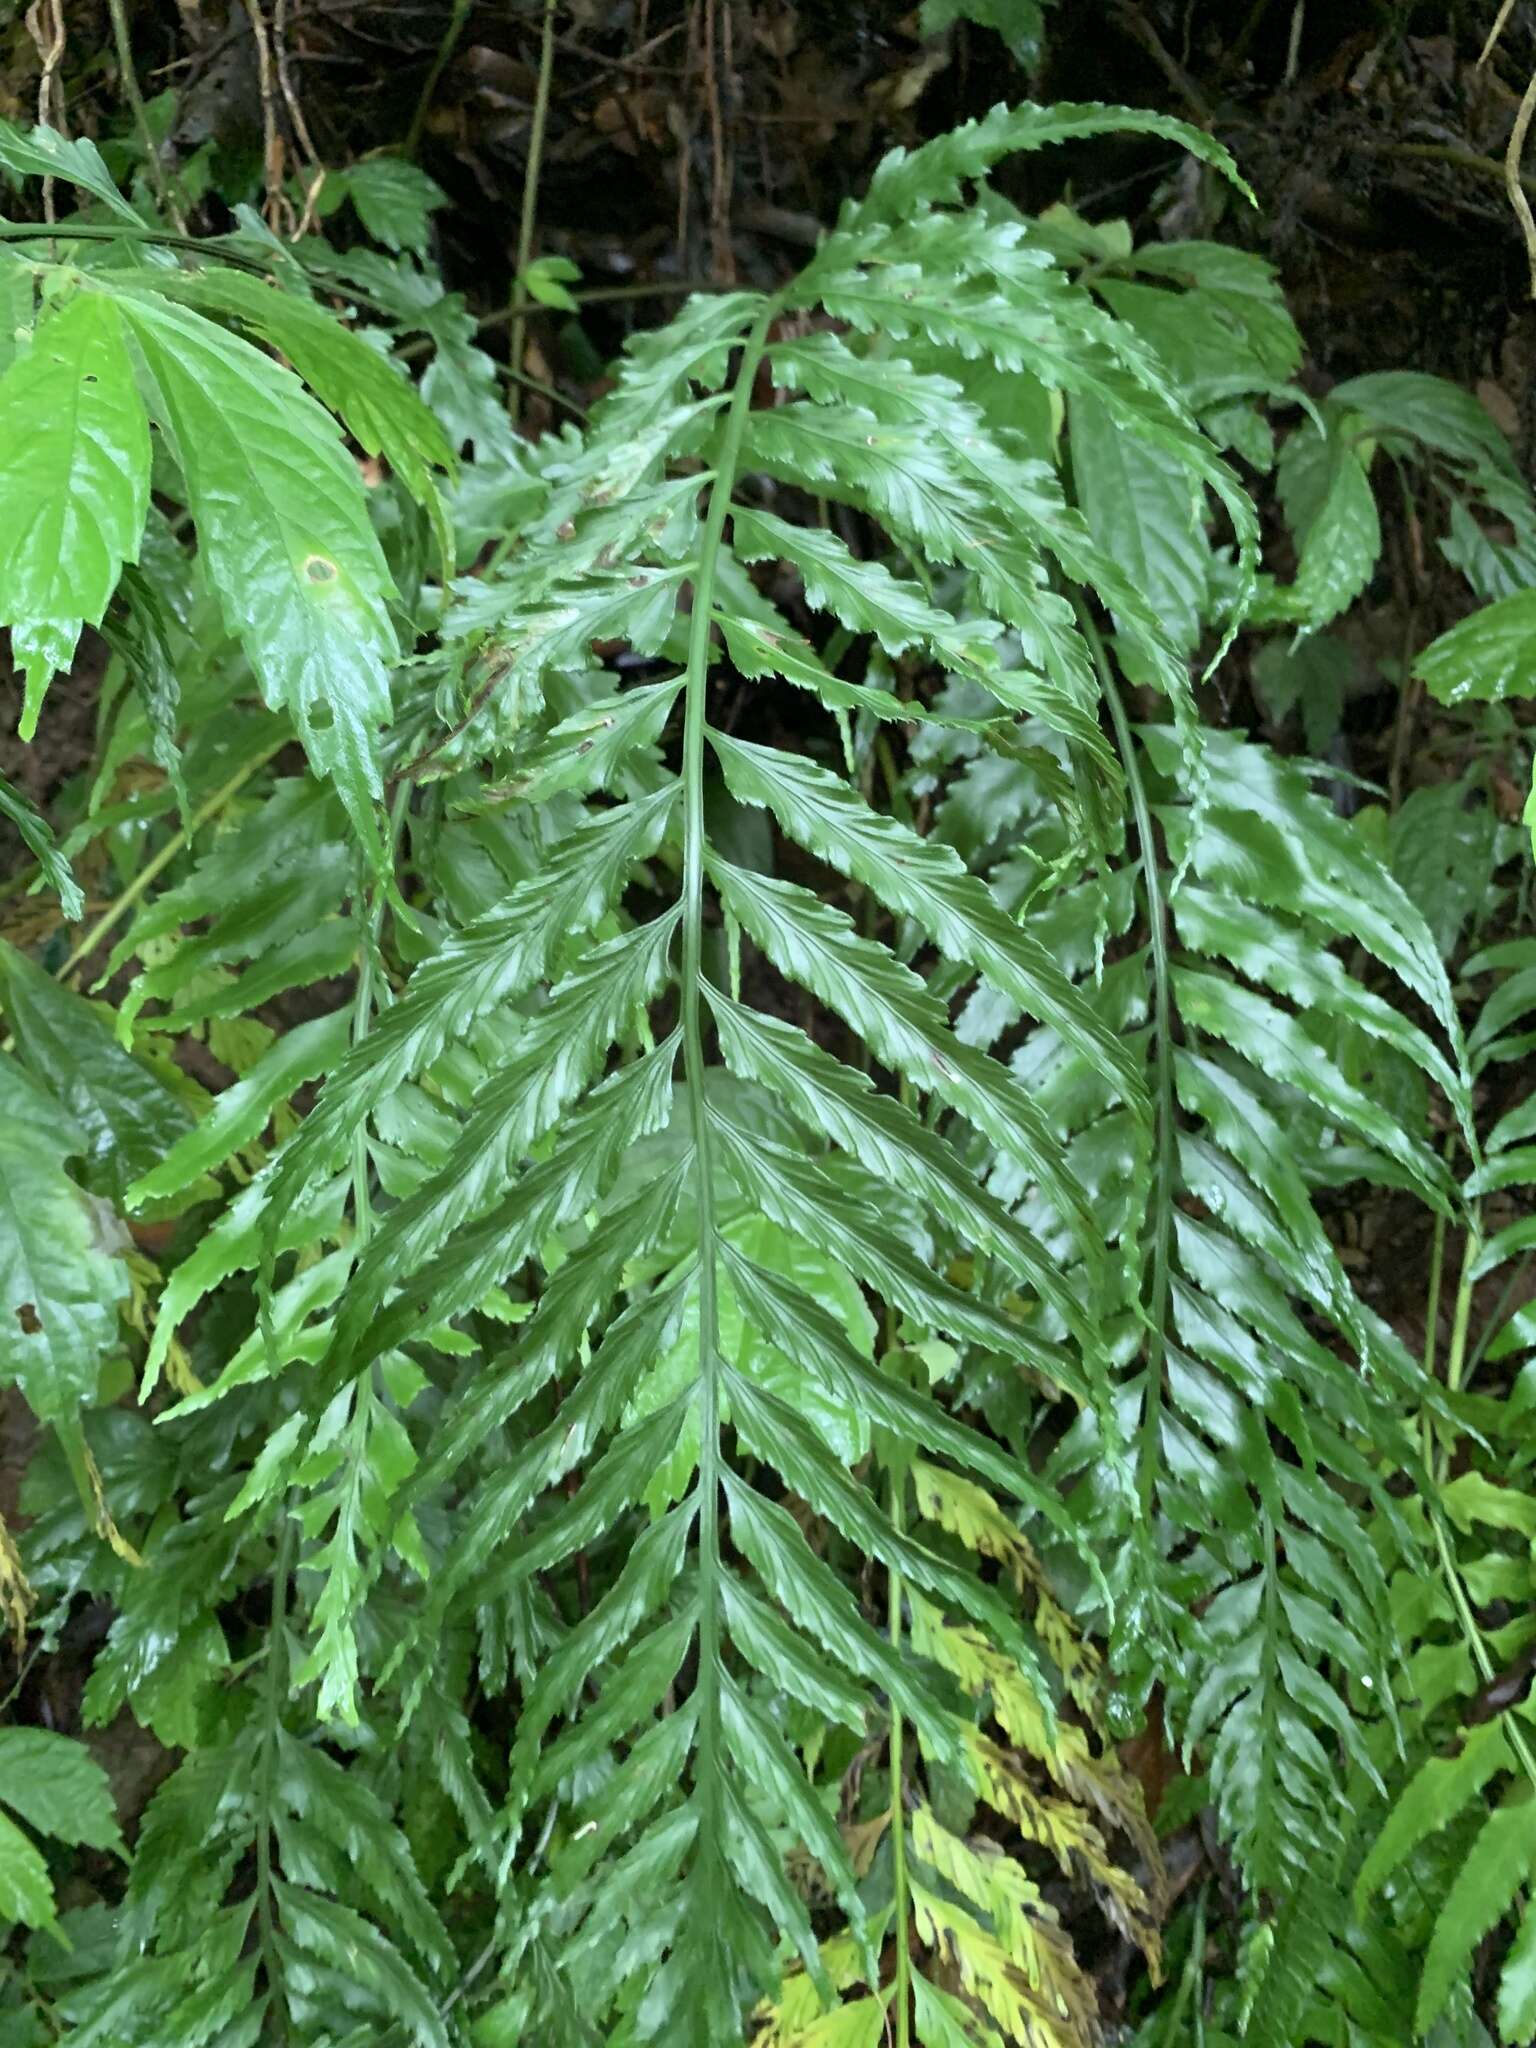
[304,555,338,585]
[309,703,334,731]
[15,1302,41,1334]
[82,372,97,385]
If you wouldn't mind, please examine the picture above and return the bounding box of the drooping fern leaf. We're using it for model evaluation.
[1024,693,1468,2025]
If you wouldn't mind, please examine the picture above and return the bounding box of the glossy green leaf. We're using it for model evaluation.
[0,1813,55,1930]
[0,120,142,221]
[272,785,677,1201]
[919,0,1051,61]
[0,1053,127,1423]
[127,1010,349,1208]
[122,270,455,523]
[339,913,678,1341]
[710,1101,1085,1401]
[0,1730,123,1853]
[345,1035,680,1372]
[114,292,399,858]
[1416,1803,1536,2034]
[712,731,1144,1111]
[0,777,82,919]
[1390,778,1499,958]
[722,1475,957,1760]
[1254,433,1379,629]
[1502,1903,1536,2046]
[1171,884,1464,1115]
[488,679,681,803]
[708,989,1093,1349]
[1072,390,1207,653]
[274,1882,448,2048]
[0,941,192,1203]
[709,856,1098,1260]
[0,292,149,731]
[845,100,1253,231]
[1172,966,1448,1205]
[1417,587,1536,707]
[1330,370,1518,474]
[341,157,447,256]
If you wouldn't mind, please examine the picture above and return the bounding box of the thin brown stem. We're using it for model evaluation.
[702,0,736,283]
[58,742,285,984]
[497,276,709,318]
[405,0,470,156]
[1358,135,1536,197]
[26,0,67,227]
[1111,0,1211,120]
[273,0,320,169]
[106,0,186,229]
[244,0,292,236]
[1506,62,1536,296]
[507,0,559,425]
[1282,0,1305,87]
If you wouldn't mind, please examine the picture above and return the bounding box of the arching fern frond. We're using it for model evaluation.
[119,98,1257,2043]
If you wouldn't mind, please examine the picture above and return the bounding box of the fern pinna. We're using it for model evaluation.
[0,84,1500,2048]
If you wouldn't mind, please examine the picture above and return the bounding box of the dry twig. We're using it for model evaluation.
[273,0,326,235]
[1505,62,1536,295]
[24,0,67,225]
[244,0,294,236]
[507,0,560,426]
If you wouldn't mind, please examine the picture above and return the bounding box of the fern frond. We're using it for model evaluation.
[1021,700,1469,1922]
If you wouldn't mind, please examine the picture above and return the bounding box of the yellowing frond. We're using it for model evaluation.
[912,1878,1098,2048]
